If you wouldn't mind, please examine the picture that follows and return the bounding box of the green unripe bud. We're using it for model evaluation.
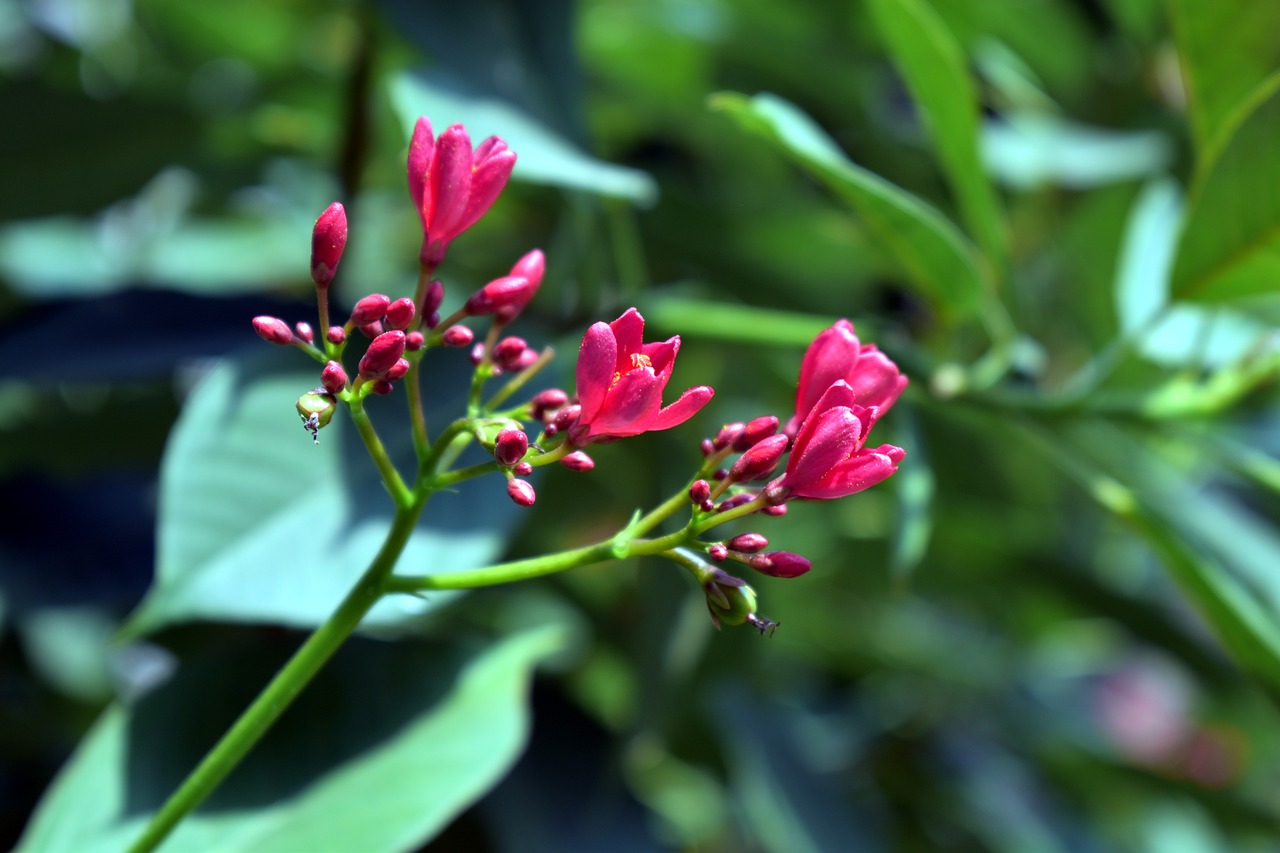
[702,567,759,630]
[297,388,337,444]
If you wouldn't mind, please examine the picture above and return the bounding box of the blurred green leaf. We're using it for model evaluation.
[1171,75,1280,303]
[982,113,1172,189]
[16,624,568,852]
[18,607,117,703]
[390,73,658,206]
[889,403,934,580]
[711,91,988,321]
[1168,0,1280,161]
[1116,178,1183,335]
[866,0,1007,270]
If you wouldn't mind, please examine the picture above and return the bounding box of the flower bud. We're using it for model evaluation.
[513,461,533,476]
[703,568,758,630]
[350,294,391,325]
[493,336,527,370]
[560,450,594,471]
[294,321,315,345]
[426,311,441,329]
[310,202,347,290]
[320,360,347,394]
[707,544,728,562]
[385,297,416,331]
[728,434,789,482]
[553,404,581,432]
[442,325,474,347]
[700,438,715,456]
[508,349,539,372]
[713,422,745,451]
[253,316,294,346]
[464,275,534,318]
[371,379,394,396]
[507,478,536,507]
[385,358,411,382]
[423,279,445,317]
[762,503,788,517]
[689,479,711,505]
[358,330,407,379]
[531,389,569,416]
[326,326,346,344]
[469,342,485,364]
[727,533,768,553]
[733,415,779,452]
[748,551,811,579]
[494,429,529,466]
[297,388,337,444]
[717,493,756,513]
[359,321,384,339]
[405,331,425,351]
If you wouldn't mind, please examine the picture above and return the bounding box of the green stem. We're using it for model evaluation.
[126,501,426,853]
[349,400,411,507]
[428,459,499,490]
[405,358,430,459]
[386,540,618,592]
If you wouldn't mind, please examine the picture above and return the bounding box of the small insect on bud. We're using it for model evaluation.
[513,461,533,476]
[707,544,728,562]
[442,325,474,348]
[310,202,347,290]
[296,389,337,444]
[507,478,536,507]
[294,322,315,345]
[405,331,425,351]
[358,330,407,379]
[748,551,811,579]
[728,434,788,483]
[384,297,416,331]
[733,415,780,452]
[253,316,294,346]
[559,450,594,472]
[320,360,347,394]
[326,326,347,344]
[689,480,711,505]
[422,279,445,318]
[350,294,391,326]
[385,358,411,382]
[727,533,768,554]
[494,429,529,467]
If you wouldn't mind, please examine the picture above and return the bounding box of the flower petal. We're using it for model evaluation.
[784,405,863,489]
[647,384,714,431]
[587,368,663,437]
[642,336,680,381]
[456,148,516,235]
[791,444,904,500]
[427,124,475,244]
[407,117,434,228]
[847,346,907,411]
[609,308,646,368]
[576,321,617,422]
[795,319,861,420]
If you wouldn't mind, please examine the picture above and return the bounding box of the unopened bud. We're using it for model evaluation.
[717,493,755,513]
[703,568,758,630]
[762,503,788,517]
[297,389,337,444]
[560,451,594,472]
[531,389,569,415]
[326,326,346,344]
[507,478,536,507]
[385,297,416,330]
[714,422,745,451]
[733,415,779,452]
[310,202,347,290]
[358,330,407,379]
[371,379,394,396]
[320,360,347,394]
[385,358,411,382]
[728,434,788,482]
[689,480,711,506]
[442,325,473,348]
[748,551,811,579]
[513,461,533,476]
[700,438,715,456]
[350,293,391,325]
[253,316,294,346]
[494,429,529,466]
[708,544,728,562]
[493,336,527,369]
[427,311,441,328]
[405,331,425,351]
[469,342,485,364]
[464,275,535,317]
[508,349,539,371]
[359,321,384,339]
[552,404,581,432]
[422,279,445,317]
[700,499,715,513]
[294,321,315,344]
[727,533,768,553]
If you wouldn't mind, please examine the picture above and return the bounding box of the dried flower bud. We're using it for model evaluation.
[310,202,347,290]
[560,450,594,472]
[326,326,346,344]
[689,479,711,505]
[733,416,780,452]
[442,325,474,348]
[507,478,536,507]
[350,294,391,325]
[385,358,411,382]
[748,551,811,579]
[405,331,425,351]
[320,360,347,394]
[727,533,768,553]
[714,422,745,451]
[358,330,407,379]
[513,461,533,476]
[294,321,315,345]
[385,297,416,331]
[494,429,529,466]
[707,544,728,562]
[371,379,394,396]
[728,434,788,482]
[423,279,445,317]
[253,316,294,346]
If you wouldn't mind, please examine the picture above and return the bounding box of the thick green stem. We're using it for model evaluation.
[405,359,430,459]
[386,540,618,592]
[349,400,411,507]
[126,502,426,853]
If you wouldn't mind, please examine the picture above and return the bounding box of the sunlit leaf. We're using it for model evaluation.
[982,113,1172,189]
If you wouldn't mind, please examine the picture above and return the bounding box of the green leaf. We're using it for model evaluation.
[122,350,520,637]
[390,73,657,206]
[1171,75,1280,303]
[710,91,989,321]
[866,0,1007,270]
[981,113,1172,189]
[1167,0,1280,160]
[16,624,569,853]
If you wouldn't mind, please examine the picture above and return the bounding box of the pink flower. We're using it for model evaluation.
[787,319,907,436]
[569,308,713,445]
[767,381,904,501]
[407,118,517,266]
[464,249,544,322]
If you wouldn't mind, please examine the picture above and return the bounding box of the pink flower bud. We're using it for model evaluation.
[321,360,347,394]
[371,379,394,396]
[714,422,745,451]
[727,533,768,554]
[405,331,425,351]
[385,358,411,382]
[559,450,594,471]
[700,438,715,456]
[700,499,715,513]
[253,316,294,346]
[359,321,384,339]
[717,493,755,513]
[513,461,533,476]
[427,311,441,328]
[508,349,539,372]
[531,389,569,414]
[358,330,407,379]
[733,416,779,452]
[552,404,581,432]
[423,279,445,317]
[494,429,529,466]
[294,321,315,344]
[542,424,559,438]
[469,342,485,364]
[689,479,711,505]
[748,551,811,578]
[350,294,391,326]
[442,325,474,347]
[326,326,346,344]
[493,336,527,367]
[728,434,789,482]
[708,544,728,562]
[385,297,416,331]
[464,275,532,317]
[310,202,348,290]
[507,478,536,507]
[763,503,788,517]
